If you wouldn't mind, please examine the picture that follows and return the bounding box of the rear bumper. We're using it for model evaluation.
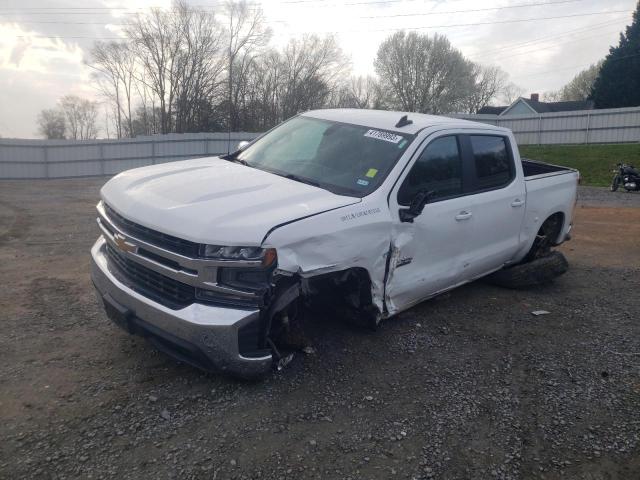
[91,237,272,378]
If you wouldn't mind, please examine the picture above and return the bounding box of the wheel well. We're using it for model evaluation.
[524,212,565,261]
[543,212,565,245]
[304,267,380,329]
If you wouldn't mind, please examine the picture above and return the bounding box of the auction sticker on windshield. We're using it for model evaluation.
[364,129,403,144]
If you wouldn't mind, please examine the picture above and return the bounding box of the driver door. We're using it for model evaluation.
[386,134,474,312]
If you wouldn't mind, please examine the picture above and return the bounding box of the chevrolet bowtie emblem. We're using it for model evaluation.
[114,233,137,253]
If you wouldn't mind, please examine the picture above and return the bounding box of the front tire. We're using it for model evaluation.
[611,174,620,192]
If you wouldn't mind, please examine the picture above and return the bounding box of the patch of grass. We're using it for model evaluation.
[519,144,640,187]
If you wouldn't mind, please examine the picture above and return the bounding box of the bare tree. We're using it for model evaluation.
[172,3,226,133]
[84,2,541,135]
[89,41,137,138]
[59,95,99,140]
[463,65,510,114]
[331,75,379,109]
[544,62,602,102]
[251,49,284,129]
[374,32,475,114]
[125,4,184,134]
[499,82,526,105]
[37,108,66,139]
[278,35,348,118]
[133,71,160,136]
[223,0,271,130]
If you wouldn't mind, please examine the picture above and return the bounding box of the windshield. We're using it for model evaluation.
[236,116,415,197]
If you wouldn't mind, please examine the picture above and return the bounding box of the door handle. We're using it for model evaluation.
[511,199,525,207]
[455,211,473,221]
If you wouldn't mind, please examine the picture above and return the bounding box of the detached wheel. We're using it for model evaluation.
[486,251,569,289]
[611,175,620,192]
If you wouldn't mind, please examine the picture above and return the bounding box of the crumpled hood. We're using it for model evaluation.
[101,157,360,245]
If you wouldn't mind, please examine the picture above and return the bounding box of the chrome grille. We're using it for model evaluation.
[97,201,266,309]
[104,203,199,257]
[106,243,195,310]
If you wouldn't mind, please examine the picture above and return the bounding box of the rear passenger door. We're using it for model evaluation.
[460,134,526,279]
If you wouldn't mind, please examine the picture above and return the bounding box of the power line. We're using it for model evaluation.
[0,0,581,15]
[511,52,640,80]
[2,0,588,23]
[0,2,240,10]
[361,0,582,19]
[0,0,446,10]
[295,10,632,34]
[472,19,619,58]
[469,18,624,59]
[5,9,631,37]
[0,0,583,16]
[13,35,124,40]
[488,28,621,62]
[4,0,589,26]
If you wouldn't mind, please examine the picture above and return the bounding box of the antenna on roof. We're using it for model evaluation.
[395,115,413,128]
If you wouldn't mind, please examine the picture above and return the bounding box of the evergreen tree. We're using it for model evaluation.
[591,2,640,108]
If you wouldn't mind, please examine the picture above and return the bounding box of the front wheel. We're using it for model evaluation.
[611,174,620,192]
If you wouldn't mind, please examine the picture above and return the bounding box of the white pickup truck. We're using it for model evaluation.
[91,109,579,377]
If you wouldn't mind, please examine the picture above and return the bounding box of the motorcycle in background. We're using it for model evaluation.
[611,163,640,192]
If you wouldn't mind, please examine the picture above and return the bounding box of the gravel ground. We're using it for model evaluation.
[1,179,640,480]
[577,186,640,208]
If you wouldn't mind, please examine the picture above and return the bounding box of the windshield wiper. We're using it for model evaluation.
[283,173,321,188]
[221,153,250,166]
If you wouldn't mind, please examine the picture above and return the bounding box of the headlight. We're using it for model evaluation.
[200,245,277,266]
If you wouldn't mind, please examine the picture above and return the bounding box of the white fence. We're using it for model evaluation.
[0,132,258,179]
[451,105,640,146]
[2,106,639,179]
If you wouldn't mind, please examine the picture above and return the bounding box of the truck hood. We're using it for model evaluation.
[101,157,360,245]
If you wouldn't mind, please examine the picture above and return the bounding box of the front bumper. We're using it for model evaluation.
[91,237,273,378]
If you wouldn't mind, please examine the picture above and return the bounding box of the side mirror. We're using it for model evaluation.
[237,140,250,151]
[399,190,433,223]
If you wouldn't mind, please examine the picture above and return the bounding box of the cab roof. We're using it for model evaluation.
[302,108,505,135]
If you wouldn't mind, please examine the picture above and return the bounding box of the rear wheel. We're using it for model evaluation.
[611,174,620,192]
[524,214,563,262]
[486,214,568,289]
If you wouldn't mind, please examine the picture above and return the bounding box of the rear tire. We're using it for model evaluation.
[611,174,620,192]
[523,214,563,262]
[486,251,569,289]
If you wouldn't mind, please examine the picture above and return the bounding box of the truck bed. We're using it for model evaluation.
[522,158,575,180]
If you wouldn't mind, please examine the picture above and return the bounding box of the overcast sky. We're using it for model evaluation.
[0,0,636,138]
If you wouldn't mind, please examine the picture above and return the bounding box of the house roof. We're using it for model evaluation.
[478,98,595,116]
[477,106,508,115]
[523,99,595,113]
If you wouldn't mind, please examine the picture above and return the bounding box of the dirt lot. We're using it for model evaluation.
[1,179,639,480]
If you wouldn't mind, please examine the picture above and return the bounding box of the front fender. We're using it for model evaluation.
[262,203,392,314]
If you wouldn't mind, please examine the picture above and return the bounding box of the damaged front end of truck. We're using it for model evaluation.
[247,212,395,373]
[242,255,386,374]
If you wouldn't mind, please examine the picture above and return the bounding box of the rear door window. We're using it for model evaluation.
[469,136,513,191]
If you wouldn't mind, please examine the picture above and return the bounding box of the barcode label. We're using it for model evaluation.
[364,129,403,144]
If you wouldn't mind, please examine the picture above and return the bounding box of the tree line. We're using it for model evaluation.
[37,0,640,140]
[38,0,520,139]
